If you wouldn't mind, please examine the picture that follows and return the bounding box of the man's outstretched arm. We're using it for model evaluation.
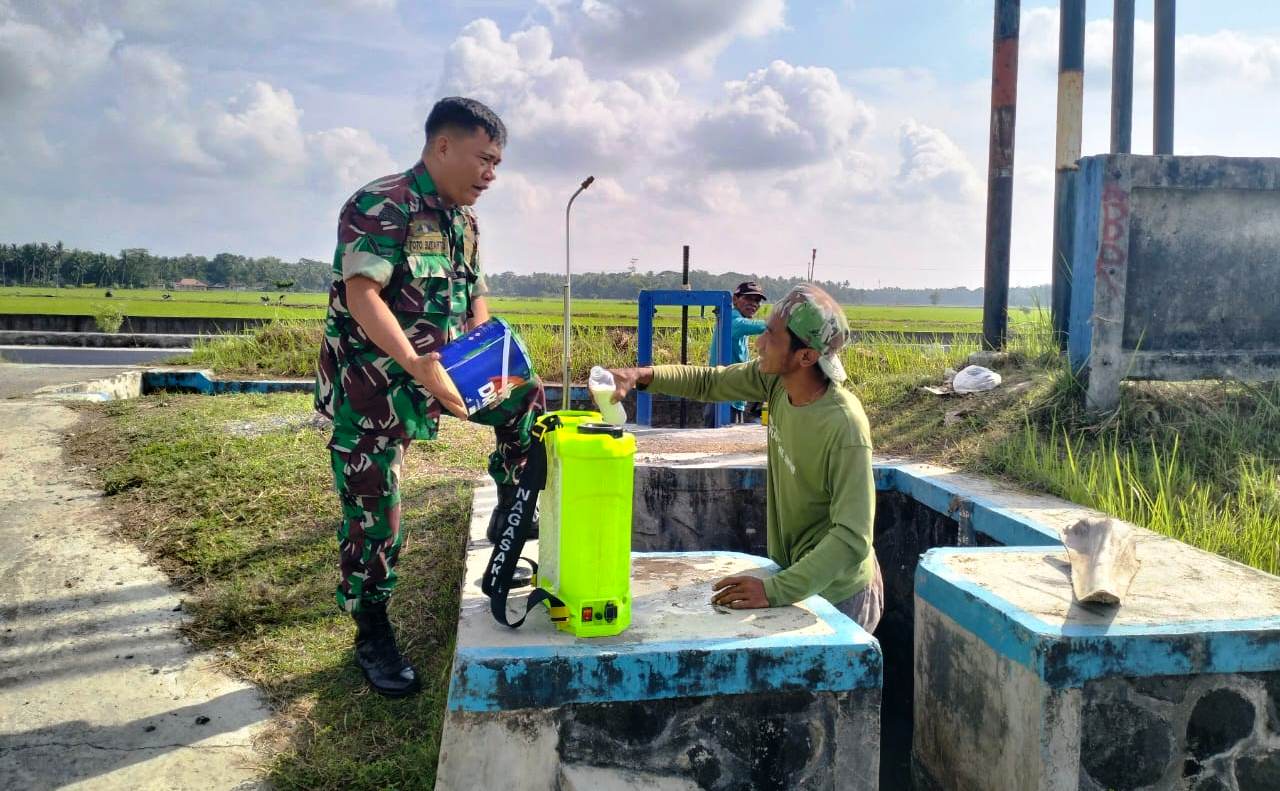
[608,361,769,405]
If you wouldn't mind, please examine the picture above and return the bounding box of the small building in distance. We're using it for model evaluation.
[174,278,208,291]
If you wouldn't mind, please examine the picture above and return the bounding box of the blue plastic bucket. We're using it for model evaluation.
[437,318,536,416]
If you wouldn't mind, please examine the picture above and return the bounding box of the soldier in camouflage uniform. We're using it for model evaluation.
[314,97,544,697]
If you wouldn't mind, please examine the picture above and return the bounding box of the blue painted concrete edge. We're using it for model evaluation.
[675,462,1063,548]
[918,548,1280,688]
[142,370,311,395]
[876,466,1061,547]
[447,550,883,712]
[1068,156,1104,373]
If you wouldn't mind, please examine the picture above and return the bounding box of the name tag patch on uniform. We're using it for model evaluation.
[406,220,448,255]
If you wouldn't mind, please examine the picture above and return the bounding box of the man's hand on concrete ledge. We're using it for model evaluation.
[711,575,769,609]
[605,367,654,403]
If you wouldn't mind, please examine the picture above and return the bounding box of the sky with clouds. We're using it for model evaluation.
[3,0,1280,287]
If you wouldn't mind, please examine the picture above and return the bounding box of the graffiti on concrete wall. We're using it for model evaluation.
[1095,182,1130,292]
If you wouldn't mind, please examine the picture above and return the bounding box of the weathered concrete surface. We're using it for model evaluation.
[33,370,144,403]
[436,483,881,791]
[937,541,1280,631]
[0,345,191,366]
[0,330,204,349]
[915,542,1280,790]
[1080,673,1280,790]
[0,400,271,790]
[440,687,882,791]
[1068,155,1280,410]
[631,425,768,556]
[141,368,311,396]
[0,313,269,335]
[913,600,1081,791]
[0,363,138,400]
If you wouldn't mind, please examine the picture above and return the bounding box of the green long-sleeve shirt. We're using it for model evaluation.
[649,362,876,606]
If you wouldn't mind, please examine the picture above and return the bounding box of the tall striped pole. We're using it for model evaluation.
[1154,0,1176,154]
[1050,0,1086,348]
[1110,0,1135,154]
[981,0,1021,351]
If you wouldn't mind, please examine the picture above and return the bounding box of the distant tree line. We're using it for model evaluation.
[0,242,331,291]
[487,270,1050,308]
[1,241,1049,306]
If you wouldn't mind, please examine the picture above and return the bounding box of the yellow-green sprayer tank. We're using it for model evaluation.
[536,410,635,637]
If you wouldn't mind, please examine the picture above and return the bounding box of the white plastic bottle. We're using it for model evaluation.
[588,366,628,425]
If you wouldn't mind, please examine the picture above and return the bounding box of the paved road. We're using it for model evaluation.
[0,400,270,790]
[0,346,190,366]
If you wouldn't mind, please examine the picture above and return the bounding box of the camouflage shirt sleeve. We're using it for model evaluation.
[338,190,409,287]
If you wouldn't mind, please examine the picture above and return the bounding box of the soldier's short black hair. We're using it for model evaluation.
[425,97,507,148]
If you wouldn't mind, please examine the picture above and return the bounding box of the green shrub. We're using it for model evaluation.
[92,303,125,333]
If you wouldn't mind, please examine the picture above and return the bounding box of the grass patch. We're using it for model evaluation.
[69,393,494,789]
[176,320,322,378]
[982,376,1280,574]
[176,315,1039,384]
[0,286,1043,331]
[848,314,1280,575]
[175,320,717,381]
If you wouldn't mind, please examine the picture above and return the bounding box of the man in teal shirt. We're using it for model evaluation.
[704,280,768,425]
[609,284,884,632]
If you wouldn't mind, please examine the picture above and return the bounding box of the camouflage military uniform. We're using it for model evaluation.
[315,160,544,613]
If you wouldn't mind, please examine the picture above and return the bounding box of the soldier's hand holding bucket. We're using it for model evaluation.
[406,352,469,420]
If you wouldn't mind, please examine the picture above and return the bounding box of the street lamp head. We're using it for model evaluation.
[581,175,595,190]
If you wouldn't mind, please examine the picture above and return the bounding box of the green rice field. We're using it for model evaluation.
[0,286,1043,332]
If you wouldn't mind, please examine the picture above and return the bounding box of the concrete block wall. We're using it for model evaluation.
[1080,673,1280,790]
[1067,154,1280,410]
[436,484,882,791]
[914,545,1280,791]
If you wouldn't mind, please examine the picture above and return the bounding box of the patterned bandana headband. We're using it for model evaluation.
[772,284,850,383]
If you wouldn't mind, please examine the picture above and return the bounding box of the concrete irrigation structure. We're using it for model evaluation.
[1067,154,1280,411]
[440,425,1280,791]
[439,486,882,791]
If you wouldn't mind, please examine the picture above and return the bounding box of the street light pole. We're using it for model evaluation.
[562,175,594,410]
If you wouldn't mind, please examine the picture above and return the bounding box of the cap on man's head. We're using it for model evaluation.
[772,283,850,382]
[733,281,767,299]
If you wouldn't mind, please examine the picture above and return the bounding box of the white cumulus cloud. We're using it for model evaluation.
[539,0,784,69]
[308,126,397,188]
[439,19,686,170]
[694,60,873,171]
[202,82,310,178]
[895,120,981,202]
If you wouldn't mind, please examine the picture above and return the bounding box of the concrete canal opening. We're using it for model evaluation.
[630,438,996,789]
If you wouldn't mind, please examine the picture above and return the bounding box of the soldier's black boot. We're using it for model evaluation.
[486,483,539,544]
[352,600,420,698]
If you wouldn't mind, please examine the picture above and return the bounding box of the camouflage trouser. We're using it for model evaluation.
[469,381,546,486]
[330,381,545,613]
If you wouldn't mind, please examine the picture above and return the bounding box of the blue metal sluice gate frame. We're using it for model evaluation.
[635,289,734,427]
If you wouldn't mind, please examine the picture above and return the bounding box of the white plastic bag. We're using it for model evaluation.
[952,365,1002,394]
[588,366,628,425]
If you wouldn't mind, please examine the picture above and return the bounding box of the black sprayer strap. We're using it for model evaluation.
[481,416,566,628]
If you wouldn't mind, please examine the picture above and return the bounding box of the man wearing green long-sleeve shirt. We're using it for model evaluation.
[608,283,884,632]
